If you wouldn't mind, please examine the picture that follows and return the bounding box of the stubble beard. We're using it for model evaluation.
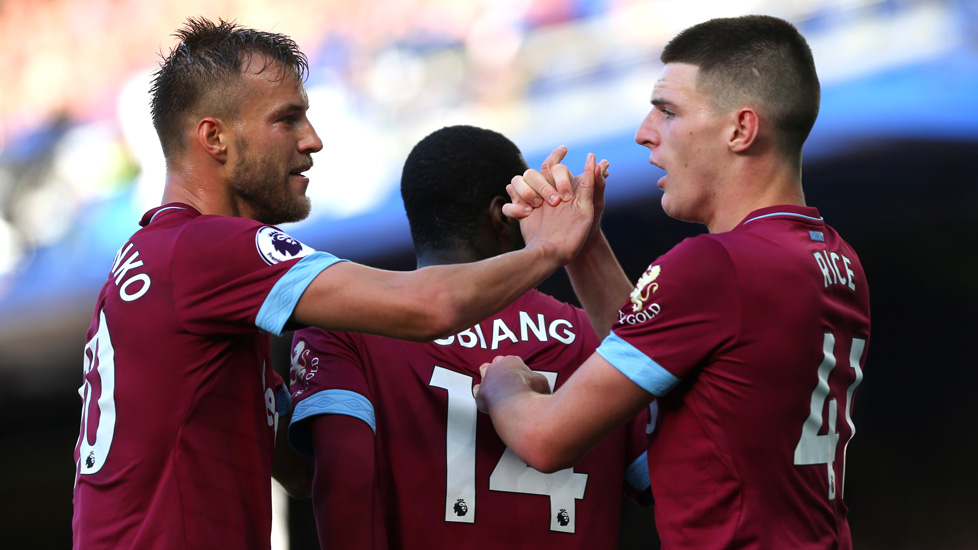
[230,140,311,226]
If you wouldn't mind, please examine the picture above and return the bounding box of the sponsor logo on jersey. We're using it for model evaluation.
[255,226,314,265]
[618,302,661,326]
[629,264,661,312]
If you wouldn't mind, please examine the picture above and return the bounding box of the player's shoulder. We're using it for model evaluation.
[515,288,582,314]
[176,215,316,266]
[294,325,359,348]
[180,212,268,239]
[629,235,738,306]
[660,233,733,267]
[504,289,591,327]
[292,325,396,363]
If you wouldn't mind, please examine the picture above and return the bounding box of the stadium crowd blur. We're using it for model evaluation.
[3,0,972,293]
[2,1,977,548]
[0,0,645,283]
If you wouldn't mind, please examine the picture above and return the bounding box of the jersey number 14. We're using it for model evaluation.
[430,367,588,533]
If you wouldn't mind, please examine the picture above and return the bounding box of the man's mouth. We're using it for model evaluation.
[649,159,666,188]
[289,163,312,179]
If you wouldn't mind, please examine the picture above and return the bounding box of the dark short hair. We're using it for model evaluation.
[661,15,820,156]
[149,17,309,159]
[400,125,528,254]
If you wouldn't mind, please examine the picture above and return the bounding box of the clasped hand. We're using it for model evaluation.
[472,355,552,414]
[504,145,610,240]
[509,146,610,266]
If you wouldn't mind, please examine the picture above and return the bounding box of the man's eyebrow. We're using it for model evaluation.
[651,98,673,108]
[273,102,308,117]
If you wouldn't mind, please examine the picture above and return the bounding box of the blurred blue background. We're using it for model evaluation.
[1,0,976,548]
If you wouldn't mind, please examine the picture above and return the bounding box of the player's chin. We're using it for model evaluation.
[659,193,673,214]
[659,194,687,222]
[291,196,312,221]
[273,194,312,225]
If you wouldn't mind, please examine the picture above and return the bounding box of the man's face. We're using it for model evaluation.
[634,62,728,225]
[227,59,323,225]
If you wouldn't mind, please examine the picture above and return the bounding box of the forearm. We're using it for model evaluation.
[417,241,564,337]
[566,230,631,338]
[477,354,651,473]
[481,375,571,472]
[292,242,563,342]
[310,416,386,548]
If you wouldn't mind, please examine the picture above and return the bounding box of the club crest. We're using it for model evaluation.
[630,264,661,312]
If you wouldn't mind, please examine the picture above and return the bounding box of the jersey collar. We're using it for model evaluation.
[739,205,823,228]
[140,203,202,227]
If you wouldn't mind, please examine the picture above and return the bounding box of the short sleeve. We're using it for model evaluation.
[172,217,343,336]
[598,236,740,396]
[287,329,375,456]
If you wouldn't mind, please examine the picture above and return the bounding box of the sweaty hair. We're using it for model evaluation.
[661,15,820,157]
[149,17,309,159]
[400,125,528,254]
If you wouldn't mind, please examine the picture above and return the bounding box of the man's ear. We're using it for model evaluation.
[489,195,520,244]
[728,107,759,153]
[196,117,228,162]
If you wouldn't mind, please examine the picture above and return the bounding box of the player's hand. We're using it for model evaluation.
[473,355,552,413]
[516,153,597,265]
[505,145,571,214]
[504,147,610,235]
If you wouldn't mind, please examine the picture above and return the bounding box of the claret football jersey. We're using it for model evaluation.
[290,289,650,549]
[597,205,870,549]
[72,203,344,550]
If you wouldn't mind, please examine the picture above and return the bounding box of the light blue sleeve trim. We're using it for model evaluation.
[288,389,376,457]
[625,451,651,491]
[255,252,347,336]
[596,331,681,397]
[292,389,376,433]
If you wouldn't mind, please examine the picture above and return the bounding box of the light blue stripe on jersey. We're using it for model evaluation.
[255,252,347,336]
[625,451,651,491]
[292,389,376,433]
[147,205,194,225]
[596,331,681,397]
[742,211,823,225]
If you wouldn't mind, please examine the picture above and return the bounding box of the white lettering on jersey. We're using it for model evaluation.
[519,311,547,341]
[434,312,578,349]
[262,361,278,433]
[490,319,519,350]
[549,319,575,344]
[110,243,151,301]
[813,250,856,291]
[617,303,662,326]
[452,325,488,349]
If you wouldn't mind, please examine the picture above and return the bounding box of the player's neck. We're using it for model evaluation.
[416,248,487,269]
[161,170,243,218]
[706,158,805,234]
